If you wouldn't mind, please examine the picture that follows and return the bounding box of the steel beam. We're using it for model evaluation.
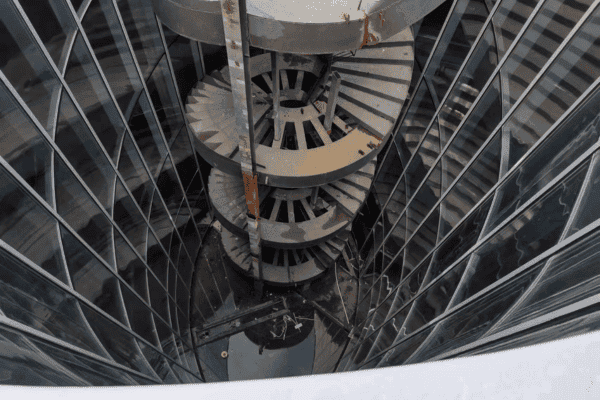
[324,71,342,133]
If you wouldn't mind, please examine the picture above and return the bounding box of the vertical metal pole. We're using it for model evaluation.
[324,71,342,133]
[219,0,263,296]
[271,52,282,141]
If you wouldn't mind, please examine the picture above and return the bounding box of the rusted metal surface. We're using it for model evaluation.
[154,0,444,54]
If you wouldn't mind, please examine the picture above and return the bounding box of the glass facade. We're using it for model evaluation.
[1,0,600,386]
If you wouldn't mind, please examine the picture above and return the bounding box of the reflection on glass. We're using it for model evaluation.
[0,325,90,386]
[120,282,159,346]
[570,151,600,233]
[114,229,150,303]
[129,93,168,177]
[80,301,159,376]
[56,90,115,211]
[412,261,544,363]
[438,25,497,146]
[114,180,148,259]
[443,77,501,191]
[61,226,125,323]
[118,133,153,216]
[55,157,114,265]
[0,249,106,356]
[116,0,164,80]
[403,207,439,273]
[377,325,434,367]
[0,166,66,282]
[0,81,53,202]
[497,228,600,331]
[165,30,200,102]
[19,0,76,67]
[501,0,593,108]
[486,86,600,234]
[157,156,185,221]
[64,33,126,162]
[396,82,436,155]
[407,162,441,237]
[425,0,488,103]
[458,163,587,303]
[506,7,600,167]
[147,56,185,145]
[82,0,144,117]
[171,127,198,191]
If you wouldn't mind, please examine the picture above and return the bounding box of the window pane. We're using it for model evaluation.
[55,90,114,211]
[0,4,60,131]
[129,93,168,177]
[0,82,53,202]
[0,249,106,356]
[118,133,153,216]
[64,33,125,162]
[0,166,66,282]
[82,0,144,117]
[113,179,148,259]
[61,226,125,323]
[55,157,114,265]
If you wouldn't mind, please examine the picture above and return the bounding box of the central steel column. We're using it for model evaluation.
[219,0,263,295]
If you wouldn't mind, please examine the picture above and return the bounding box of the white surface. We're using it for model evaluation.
[3,330,600,399]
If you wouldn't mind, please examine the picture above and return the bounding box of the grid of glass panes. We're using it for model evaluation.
[0,0,213,385]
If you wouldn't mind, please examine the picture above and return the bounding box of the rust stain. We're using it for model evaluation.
[358,126,382,142]
[242,172,260,219]
[224,0,234,14]
[359,12,379,50]
[379,11,385,27]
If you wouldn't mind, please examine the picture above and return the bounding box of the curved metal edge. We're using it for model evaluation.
[154,0,444,53]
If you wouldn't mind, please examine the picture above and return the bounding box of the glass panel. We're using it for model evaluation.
[431,197,493,283]
[32,338,141,386]
[116,0,164,80]
[118,133,153,216]
[80,302,159,375]
[570,151,600,233]
[405,122,441,197]
[182,217,200,262]
[0,82,53,202]
[64,33,125,162]
[138,341,179,384]
[19,0,77,67]
[114,230,150,303]
[412,261,544,362]
[425,0,489,103]
[147,270,170,326]
[120,283,159,346]
[0,248,105,355]
[403,207,440,273]
[407,162,441,237]
[439,25,498,147]
[82,0,144,117]
[113,180,148,259]
[55,90,114,211]
[171,127,197,191]
[396,82,437,155]
[443,76,502,191]
[501,0,593,108]
[147,231,169,283]
[157,156,184,221]
[147,55,185,145]
[507,7,600,167]
[385,214,406,258]
[61,226,125,323]
[129,93,168,177]
[440,135,499,237]
[378,325,434,367]
[0,4,60,131]
[0,325,89,386]
[491,0,537,59]
[373,142,404,209]
[486,87,600,234]
[498,228,600,331]
[459,306,600,358]
[458,163,587,303]
[0,166,66,281]
[165,32,200,102]
[404,260,468,336]
[55,152,114,266]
